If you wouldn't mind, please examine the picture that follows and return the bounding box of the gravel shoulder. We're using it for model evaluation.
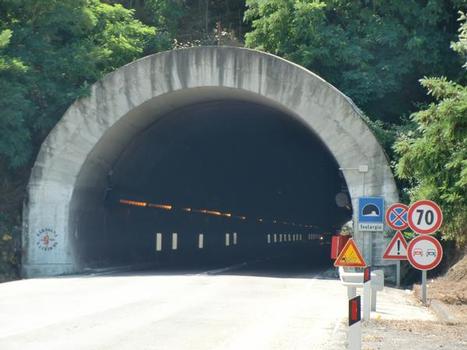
[362,318,467,350]
[362,255,467,350]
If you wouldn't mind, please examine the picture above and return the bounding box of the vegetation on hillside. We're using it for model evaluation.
[395,15,467,246]
[244,0,463,123]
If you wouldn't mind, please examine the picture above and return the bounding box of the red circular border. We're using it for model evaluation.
[408,200,443,234]
[385,203,409,230]
[407,235,443,270]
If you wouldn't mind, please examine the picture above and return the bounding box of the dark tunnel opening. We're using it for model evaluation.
[75,100,353,271]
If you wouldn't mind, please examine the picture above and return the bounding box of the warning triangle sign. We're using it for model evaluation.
[383,231,408,260]
[334,238,367,267]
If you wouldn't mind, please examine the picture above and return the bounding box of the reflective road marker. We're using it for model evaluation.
[156,233,162,251]
[198,234,204,249]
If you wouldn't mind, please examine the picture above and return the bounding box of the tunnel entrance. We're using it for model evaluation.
[23,47,398,277]
[74,101,351,269]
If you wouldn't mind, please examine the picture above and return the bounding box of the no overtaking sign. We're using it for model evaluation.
[407,235,443,270]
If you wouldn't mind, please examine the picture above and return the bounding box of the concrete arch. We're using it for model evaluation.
[23,47,398,277]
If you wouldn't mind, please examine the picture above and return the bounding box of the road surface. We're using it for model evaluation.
[0,263,347,349]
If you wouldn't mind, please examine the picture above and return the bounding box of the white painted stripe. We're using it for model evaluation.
[233,232,237,245]
[267,234,271,243]
[172,233,178,250]
[198,234,204,249]
[274,234,277,243]
[156,233,162,251]
[225,233,230,246]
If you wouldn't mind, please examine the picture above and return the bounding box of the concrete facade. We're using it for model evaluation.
[22,47,398,277]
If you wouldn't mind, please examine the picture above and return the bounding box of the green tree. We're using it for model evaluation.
[394,14,467,246]
[244,0,463,122]
[0,0,166,170]
[0,28,31,168]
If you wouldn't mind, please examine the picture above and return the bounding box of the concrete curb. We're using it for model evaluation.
[430,299,458,325]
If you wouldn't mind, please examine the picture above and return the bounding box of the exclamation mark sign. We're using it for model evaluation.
[397,240,401,255]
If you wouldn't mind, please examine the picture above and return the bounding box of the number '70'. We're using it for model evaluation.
[416,209,434,225]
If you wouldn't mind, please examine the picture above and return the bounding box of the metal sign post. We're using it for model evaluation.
[421,270,427,305]
[396,261,401,288]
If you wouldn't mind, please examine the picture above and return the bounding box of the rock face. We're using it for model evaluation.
[22,47,398,277]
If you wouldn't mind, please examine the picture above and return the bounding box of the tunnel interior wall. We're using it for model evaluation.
[71,99,352,269]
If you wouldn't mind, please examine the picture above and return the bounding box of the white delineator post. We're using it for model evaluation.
[363,266,371,321]
[348,295,362,350]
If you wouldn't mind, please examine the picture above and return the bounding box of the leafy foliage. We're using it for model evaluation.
[395,14,466,246]
[451,11,467,69]
[395,77,466,245]
[0,0,166,170]
[244,0,463,122]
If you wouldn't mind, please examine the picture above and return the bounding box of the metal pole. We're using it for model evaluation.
[421,270,427,305]
[396,261,401,288]
[361,172,373,266]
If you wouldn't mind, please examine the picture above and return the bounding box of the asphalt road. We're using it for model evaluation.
[0,261,348,350]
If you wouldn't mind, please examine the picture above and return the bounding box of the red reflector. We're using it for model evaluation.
[364,266,371,283]
[349,296,361,326]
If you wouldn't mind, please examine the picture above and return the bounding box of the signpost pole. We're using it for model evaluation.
[396,261,401,288]
[421,270,427,305]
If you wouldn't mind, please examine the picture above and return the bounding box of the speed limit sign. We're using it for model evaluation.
[408,200,443,234]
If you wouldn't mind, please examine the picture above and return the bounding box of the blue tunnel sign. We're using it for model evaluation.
[358,197,384,231]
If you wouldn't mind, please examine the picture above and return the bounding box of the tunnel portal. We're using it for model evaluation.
[23,47,398,277]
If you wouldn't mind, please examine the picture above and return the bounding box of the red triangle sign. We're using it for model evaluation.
[334,238,367,267]
[383,231,408,260]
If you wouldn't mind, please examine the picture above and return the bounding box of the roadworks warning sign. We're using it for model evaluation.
[334,239,367,267]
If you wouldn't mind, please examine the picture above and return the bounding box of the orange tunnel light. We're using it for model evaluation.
[148,203,173,210]
[119,199,147,207]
